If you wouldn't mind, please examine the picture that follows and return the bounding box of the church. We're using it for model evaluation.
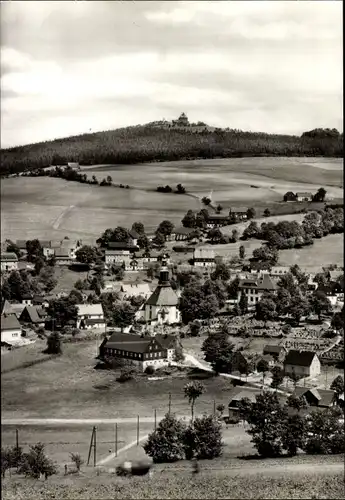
[139,262,181,325]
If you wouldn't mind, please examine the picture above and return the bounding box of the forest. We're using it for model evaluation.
[1,124,343,176]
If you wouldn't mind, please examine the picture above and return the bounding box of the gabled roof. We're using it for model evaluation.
[173,226,195,235]
[207,214,230,220]
[296,192,313,197]
[239,274,276,291]
[105,333,164,354]
[129,229,140,239]
[121,283,151,297]
[85,318,106,326]
[284,350,317,367]
[1,314,22,331]
[270,267,290,275]
[329,270,343,281]
[293,387,336,407]
[155,333,177,349]
[20,306,47,323]
[55,247,71,258]
[77,304,104,316]
[1,301,25,317]
[318,282,343,295]
[107,242,138,250]
[1,252,18,261]
[263,344,284,354]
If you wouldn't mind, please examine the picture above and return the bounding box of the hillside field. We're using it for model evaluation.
[1,157,343,243]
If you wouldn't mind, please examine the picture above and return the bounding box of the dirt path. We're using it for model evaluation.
[1,416,190,426]
[52,205,75,230]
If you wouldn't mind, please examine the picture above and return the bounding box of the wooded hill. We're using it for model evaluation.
[1,124,343,176]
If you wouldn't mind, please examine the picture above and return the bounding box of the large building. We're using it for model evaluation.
[1,315,22,343]
[138,263,181,325]
[193,248,215,268]
[1,253,18,272]
[284,350,321,379]
[237,274,277,307]
[76,304,106,330]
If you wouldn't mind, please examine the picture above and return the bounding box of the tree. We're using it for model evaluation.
[216,204,223,213]
[281,413,307,457]
[227,276,240,299]
[242,221,259,239]
[143,413,186,463]
[310,292,332,321]
[201,197,211,206]
[179,280,219,324]
[70,453,84,472]
[183,415,222,460]
[252,245,278,265]
[184,381,205,421]
[37,265,57,293]
[18,443,57,479]
[201,330,235,374]
[131,222,145,235]
[75,245,98,266]
[244,391,288,458]
[6,241,21,258]
[176,183,186,194]
[157,220,174,238]
[106,175,113,184]
[34,257,45,275]
[264,208,271,217]
[207,228,222,243]
[239,245,245,259]
[303,407,344,455]
[289,294,310,325]
[137,234,150,249]
[189,320,201,337]
[256,358,269,374]
[231,229,239,242]
[46,332,62,355]
[255,296,276,325]
[111,227,130,243]
[26,239,43,262]
[211,263,230,282]
[239,291,248,315]
[271,366,284,389]
[276,288,291,316]
[331,311,343,331]
[112,301,135,329]
[330,375,344,399]
[286,394,308,413]
[47,298,78,329]
[247,208,256,219]
[216,403,225,417]
[152,232,166,248]
[313,187,327,202]
[182,210,196,228]
[68,288,83,304]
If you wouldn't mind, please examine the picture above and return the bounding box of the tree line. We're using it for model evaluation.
[1,126,342,176]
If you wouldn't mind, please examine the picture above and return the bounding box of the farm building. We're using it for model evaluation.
[169,226,195,241]
[19,305,47,327]
[138,264,180,325]
[228,388,260,417]
[292,387,337,409]
[99,332,173,371]
[237,274,277,308]
[283,192,297,202]
[76,303,106,330]
[1,315,22,343]
[206,214,230,229]
[263,344,286,361]
[193,248,216,267]
[284,350,321,378]
[1,252,18,272]
[296,192,313,202]
[229,207,248,222]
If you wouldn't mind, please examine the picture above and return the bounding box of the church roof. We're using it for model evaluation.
[146,285,179,307]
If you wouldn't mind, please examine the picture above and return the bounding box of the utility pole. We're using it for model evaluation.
[213,400,216,415]
[115,423,118,457]
[154,409,157,431]
[168,393,171,414]
[87,426,97,466]
[137,415,140,446]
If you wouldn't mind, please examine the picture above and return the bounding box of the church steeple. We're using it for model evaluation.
[159,259,170,285]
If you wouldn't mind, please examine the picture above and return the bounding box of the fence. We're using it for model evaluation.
[2,397,224,469]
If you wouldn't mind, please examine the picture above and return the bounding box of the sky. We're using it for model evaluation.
[1,1,342,148]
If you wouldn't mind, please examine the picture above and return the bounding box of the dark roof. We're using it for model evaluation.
[129,229,140,239]
[107,242,138,251]
[293,387,336,407]
[105,333,164,354]
[1,315,22,331]
[318,282,343,295]
[146,282,179,307]
[263,344,284,354]
[84,318,106,326]
[296,192,313,197]
[21,293,33,300]
[207,214,230,220]
[20,306,47,324]
[155,334,176,349]
[284,350,317,367]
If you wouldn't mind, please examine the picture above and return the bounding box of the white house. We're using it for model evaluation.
[296,192,313,202]
[105,249,131,269]
[76,303,106,330]
[1,252,18,272]
[193,248,215,268]
[269,266,290,279]
[1,315,22,343]
[284,350,321,378]
[237,274,277,308]
[139,264,180,325]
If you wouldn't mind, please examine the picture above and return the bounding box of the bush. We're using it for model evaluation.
[143,413,186,463]
[18,443,57,479]
[183,415,223,460]
[117,366,138,383]
[70,453,84,472]
[145,365,155,375]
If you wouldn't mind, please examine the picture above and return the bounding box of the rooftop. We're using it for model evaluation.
[293,387,336,407]
[239,274,277,291]
[105,332,164,354]
[77,304,104,316]
[193,248,215,260]
[1,252,18,261]
[1,314,22,331]
[284,350,317,367]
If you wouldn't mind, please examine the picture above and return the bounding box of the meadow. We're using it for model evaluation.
[1,157,343,242]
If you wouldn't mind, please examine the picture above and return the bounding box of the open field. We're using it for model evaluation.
[1,340,233,420]
[1,157,342,242]
[2,454,344,499]
[278,233,344,268]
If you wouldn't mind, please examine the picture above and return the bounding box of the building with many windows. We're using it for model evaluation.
[237,274,277,308]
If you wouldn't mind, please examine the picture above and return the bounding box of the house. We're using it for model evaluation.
[19,305,47,327]
[120,283,152,300]
[1,300,25,319]
[1,315,22,343]
[328,270,344,282]
[132,250,169,270]
[107,242,138,253]
[292,387,337,409]
[76,303,106,330]
[296,192,313,202]
[55,244,77,265]
[263,344,286,361]
[193,248,216,268]
[32,295,52,308]
[283,192,297,202]
[99,332,170,371]
[317,282,344,306]
[40,241,55,258]
[255,354,275,368]
[269,267,290,279]
[231,351,250,374]
[128,229,140,246]
[67,162,80,170]
[1,252,18,272]
[228,387,260,417]
[141,264,180,325]
[284,350,321,378]
[206,214,230,229]
[154,333,180,363]
[169,227,195,241]
[21,294,34,306]
[229,207,248,222]
[237,274,277,308]
[105,249,131,270]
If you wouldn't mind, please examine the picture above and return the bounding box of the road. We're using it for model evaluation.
[1,416,191,426]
